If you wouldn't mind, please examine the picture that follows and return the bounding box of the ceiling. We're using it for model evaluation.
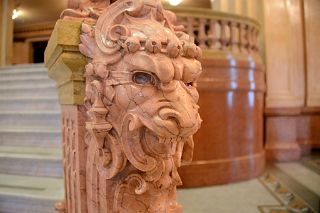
[14,0,67,28]
[13,0,211,29]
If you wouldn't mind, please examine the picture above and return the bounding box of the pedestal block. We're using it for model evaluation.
[179,53,266,187]
[265,107,320,161]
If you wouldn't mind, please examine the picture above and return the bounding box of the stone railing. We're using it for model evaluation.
[168,7,261,57]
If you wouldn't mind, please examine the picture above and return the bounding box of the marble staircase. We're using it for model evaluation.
[0,64,64,213]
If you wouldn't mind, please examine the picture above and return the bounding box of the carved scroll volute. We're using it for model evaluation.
[120,114,157,172]
[77,0,203,212]
[95,0,144,53]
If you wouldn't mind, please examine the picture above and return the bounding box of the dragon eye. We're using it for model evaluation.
[132,72,156,86]
[184,81,197,88]
[185,82,193,87]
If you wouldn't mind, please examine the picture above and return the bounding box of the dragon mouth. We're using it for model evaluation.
[141,127,183,158]
[134,111,201,140]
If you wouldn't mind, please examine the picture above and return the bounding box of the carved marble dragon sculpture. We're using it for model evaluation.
[66,0,202,212]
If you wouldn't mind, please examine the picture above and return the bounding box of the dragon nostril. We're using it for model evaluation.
[167,116,180,126]
[159,108,182,127]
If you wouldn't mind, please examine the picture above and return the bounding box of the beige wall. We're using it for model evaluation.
[304,0,320,107]
[210,0,264,22]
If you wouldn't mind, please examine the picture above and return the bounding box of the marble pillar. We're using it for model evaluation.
[0,0,14,66]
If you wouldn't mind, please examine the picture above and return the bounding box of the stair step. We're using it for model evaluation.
[0,63,46,72]
[0,111,61,127]
[0,74,51,81]
[0,69,49,80]
[0,97,60,111]
[0,86,57,98]
[0,146,63,177]
[0,63,47,75]
[0,78,55,89]
[0,126,61,148]
[0,174,64,213]
[0,146,62,159]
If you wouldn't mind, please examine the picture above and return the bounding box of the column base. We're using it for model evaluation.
[178,151,265,188]
[265,143,301,161]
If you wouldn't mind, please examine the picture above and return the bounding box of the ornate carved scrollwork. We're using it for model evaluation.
[62,0,202,212]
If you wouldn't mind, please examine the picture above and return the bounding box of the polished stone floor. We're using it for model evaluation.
[178,152,320,213]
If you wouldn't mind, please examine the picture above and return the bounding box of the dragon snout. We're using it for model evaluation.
[158,107,200,134]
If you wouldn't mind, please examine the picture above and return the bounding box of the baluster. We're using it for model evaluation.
[253,28,260,53]
[239,23,246,53]
[186,17,195,40]
[208,19,218,50]
[229,21,239,53]
[198,18,207,49]
[245,25,252,54]
[249,27,255,53]
[220,20,228,50]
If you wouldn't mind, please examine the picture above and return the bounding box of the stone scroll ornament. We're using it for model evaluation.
[67,0,202,212]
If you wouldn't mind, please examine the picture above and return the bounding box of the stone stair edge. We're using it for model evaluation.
[0,84,56,90]
[0,63,47,72]
[0,126,61,133]
[0,110,60,114]
[0,146,62,156]
[0,173,63,192]
[0,191,61,202]
[0,96,58,101]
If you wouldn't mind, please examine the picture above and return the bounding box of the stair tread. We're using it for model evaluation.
[0,126,61,133]
[0,96,58,101]
[0,146,62,159]
[0,83,55,89]
[0,76,51,81]
[0,174,63,200]
[0,64,46,73]
[0,110,60,114]
[0,85,55,90]
[0,63,45,69]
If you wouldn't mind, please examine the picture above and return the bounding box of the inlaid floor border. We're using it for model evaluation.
[259,164,320,212]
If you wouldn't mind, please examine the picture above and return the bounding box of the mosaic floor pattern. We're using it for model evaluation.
[177,154,320,213]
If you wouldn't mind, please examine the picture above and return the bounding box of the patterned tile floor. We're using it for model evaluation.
[178,152,320,213]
